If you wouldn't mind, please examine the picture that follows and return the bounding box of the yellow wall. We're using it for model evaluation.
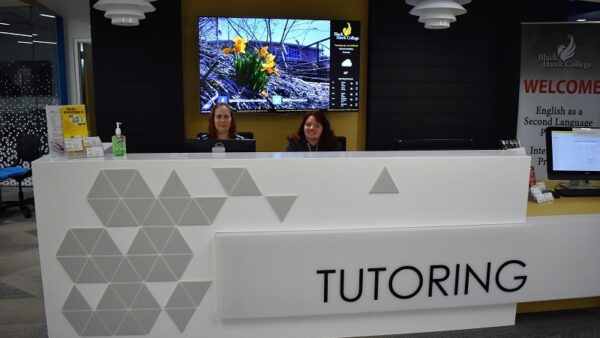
[181,0,368,151]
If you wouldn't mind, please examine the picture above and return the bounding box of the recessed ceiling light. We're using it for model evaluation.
[576,18,587,21]
[0,22,10,26]
[0,31,33,37]
[39,14,56,18]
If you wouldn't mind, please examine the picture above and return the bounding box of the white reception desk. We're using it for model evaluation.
[32,150,600,337]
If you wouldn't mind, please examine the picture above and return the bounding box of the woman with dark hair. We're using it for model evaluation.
[202,103,246,140]
[285,111,341,152]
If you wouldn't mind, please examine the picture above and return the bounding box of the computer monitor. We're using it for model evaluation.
[181,139,256,153]
[545,126,600,189]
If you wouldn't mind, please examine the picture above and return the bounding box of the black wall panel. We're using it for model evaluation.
[89,0,184,153]
[367,0,569,150]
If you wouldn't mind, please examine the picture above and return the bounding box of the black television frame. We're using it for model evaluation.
[545,126,600,181]
[197,16,361,114]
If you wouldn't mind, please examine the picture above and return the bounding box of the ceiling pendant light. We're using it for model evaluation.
[406,0,471,29]
[93,0,157,26]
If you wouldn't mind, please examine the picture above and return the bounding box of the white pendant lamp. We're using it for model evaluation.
[406,0,471,29]
[93,0,157,26]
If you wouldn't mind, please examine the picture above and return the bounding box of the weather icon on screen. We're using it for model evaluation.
[341,59,353,67]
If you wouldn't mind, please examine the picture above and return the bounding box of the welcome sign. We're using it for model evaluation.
[516,23,600,178]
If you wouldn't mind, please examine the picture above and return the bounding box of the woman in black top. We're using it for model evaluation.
[285,111,340,152]
[202,103,246,140]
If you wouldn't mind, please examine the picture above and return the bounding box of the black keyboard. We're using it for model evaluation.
[556,188,600,197]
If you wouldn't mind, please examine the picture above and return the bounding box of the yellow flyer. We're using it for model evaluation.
[61,105,89,139]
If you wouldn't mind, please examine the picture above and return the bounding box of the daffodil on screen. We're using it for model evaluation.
[222,37,280,93]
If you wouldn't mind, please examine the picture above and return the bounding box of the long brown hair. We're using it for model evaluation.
[208,103,238,139]
[287,111,339,150]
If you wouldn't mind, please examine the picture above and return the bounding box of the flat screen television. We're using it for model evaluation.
[545,126,600,192]
[198,16,360,113]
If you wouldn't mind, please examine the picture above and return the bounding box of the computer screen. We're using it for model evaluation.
[182,139,256,153]
[545,127,600,182]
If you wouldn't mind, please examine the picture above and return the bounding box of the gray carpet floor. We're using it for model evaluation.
[1,186,600,338]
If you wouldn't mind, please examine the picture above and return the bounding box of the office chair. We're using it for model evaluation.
[0,134,43,218]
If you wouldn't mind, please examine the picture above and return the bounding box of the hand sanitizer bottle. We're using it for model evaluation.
[112,122,126,157]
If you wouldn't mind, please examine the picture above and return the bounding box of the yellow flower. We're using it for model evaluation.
[264,53,275,64]
[259,46,269,58]
[222,47,233,55]
[262,61,275,73]
[233,36,247,53]
[261,90,268,97]
[273,68,280,77]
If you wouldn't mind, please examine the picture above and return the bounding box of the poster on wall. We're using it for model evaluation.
[516,23,600,178]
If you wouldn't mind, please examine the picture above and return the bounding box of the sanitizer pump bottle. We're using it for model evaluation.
[112,122,126,157]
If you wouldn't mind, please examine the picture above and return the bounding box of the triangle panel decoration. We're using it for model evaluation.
[143,199,175,226]
[102,169,136,197]
[106,199,139,227]
[181,281,212,306]
[230,169,262,196]
[122,171,155,198]
[71,228,104,255]
[162,229,192,255]
[265,195,298,222]
[195,197,226,224]
[160,197,192,225]
[179,199,210,225]
[76,258,107,283]
[166,308,196,332]
[212,167,244,195]
[369,167,399,194]
[87,198,120,226]
[123,198,155,226]
[159,171,191,197]
[91,230,122,256]
[87,171,119,199]
[56,230,87,257]
[62,286,92,311]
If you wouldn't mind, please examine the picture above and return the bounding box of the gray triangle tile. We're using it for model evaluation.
[123,198,155,225]
[129,255,159,281]
[212,167,244,195]
[161,197,192,225]
[131,309,161,334]
[56,230,87,257]
[87,199,119,226]
[82,312,112,336]
[63,310,92,335]
[195,197,226,224]
[159,171,190,197]
[166,308,196,332]
[163,254,193,279]
[143,227,175,252]
[162,229,192,255]
[111,258,142,283]
[266,195,298,222]
[91,256,123,282]
[166,284,196,308]
[77,258,107,283]
[116,311,145,335]
[179,199,210,226]
[87,172,119,198]
[103,169,136,197]
[62,286,91,311]
[181,281,212,306]
[71,228,103,254]
[106,200,138,227]
[127,230,159,255]
[230,169,262,196]
[57,256,87,282]
[370,167,399,194]
[146,256,177,282]
[112,283,143,308]
[96,309,126,335]
[122,171,155,198]
[131,285,160,310]
[97,285,127,310]
[142,199,174,226]
[90,230,122,256]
